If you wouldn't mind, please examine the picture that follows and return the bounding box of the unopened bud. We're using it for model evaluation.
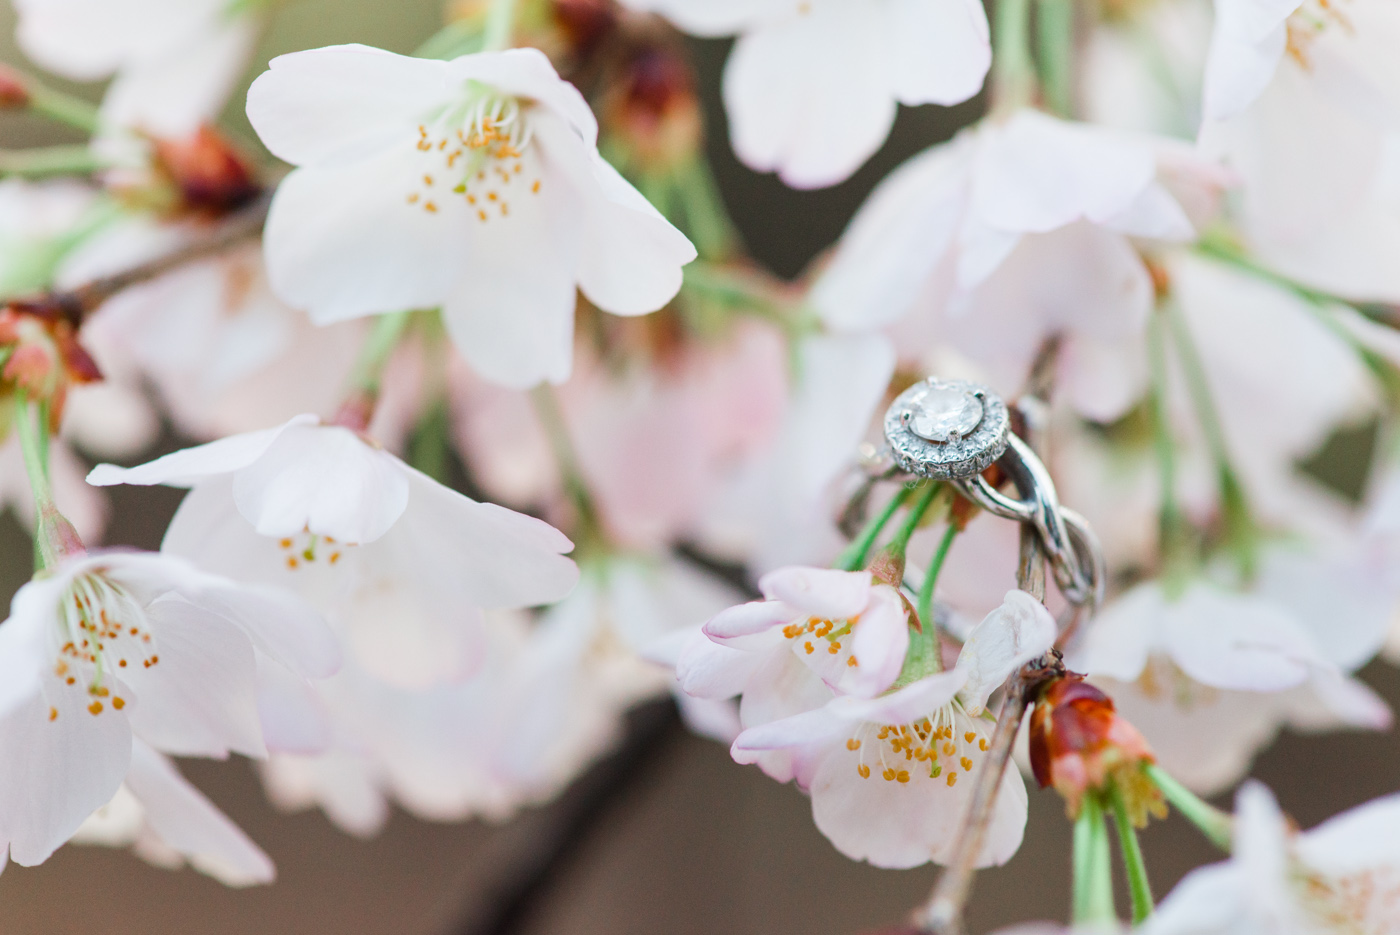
[0,65,29,109]
[1028,676,1165,826]
[153,126,260,216]
[552,0,618,58]
[603,46,702,170]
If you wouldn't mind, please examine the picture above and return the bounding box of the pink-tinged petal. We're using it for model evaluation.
[100,18,256,136]
[679,638,765,699]
[259,752,390,839]
[262,143,463,323]
[970,111,1158,234]
[1100,675,1291,796]
[1162,588,1315,692]
[188,578,341,682]
[14,0,225,79]
[809,737,1027,868]
[1298,791,1400,874]
[120,596,263,759]
[1101,180,1195,241]
[956,590,1056,714]
[844,586,910,698]
[231,424,409,544]
[883,0,990,107]
[1294,667,1392,732]
[736,648,834,784]
[675,692,742,744]
[723,10,895,188]
[758,567,872,619]
[393,466,578,610]
[339,570,485,689]
[563,137,696,317]
[827,669,968,726]
[1200,0,1301,122]
[246,44,451,167]
[782,334,896,500]
[1232,781,1291,902]
[615,0,785,36]
[255,657,331,755]
[732,707,844,758]
[812,138,973,332]
[439,124,583,390]
[703,600,794,641]
[0,677,132,866]
[87,415,318,488]
[1143,861,1247,935]
[0,584,51,719]
[445,48,598,147]
[125,741,275,886]
[1064,582,1159,682]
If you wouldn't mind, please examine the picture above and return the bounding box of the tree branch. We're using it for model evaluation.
[10,191,271,328]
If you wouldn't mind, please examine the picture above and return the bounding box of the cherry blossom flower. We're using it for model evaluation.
[0,549,337,867]
[1145,781,1400,935]
[620,0,991,189]
[61,221,363,440]
[696,565,914,705]
[261,556,738,836]
[246,44,696,389]
[72,739,275,887]
[723,589,1055,868]
[812,110,1197,422]
[1066,555,1393,794]
[449,319,788,549]
[13,0,257,136]
[694,332,896,572]
[259,613,539,837]
[88,415,580,688]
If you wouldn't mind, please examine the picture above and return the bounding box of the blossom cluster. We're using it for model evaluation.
[0,0,1399,929]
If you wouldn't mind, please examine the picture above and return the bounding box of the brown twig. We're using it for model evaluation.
[915,382,1063,935]
[915,526,1061,935]
[10,190,271,328]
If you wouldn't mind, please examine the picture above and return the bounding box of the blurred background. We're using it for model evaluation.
[1,1,1398,932]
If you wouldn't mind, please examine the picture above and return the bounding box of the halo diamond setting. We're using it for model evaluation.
[884,378,1009,480]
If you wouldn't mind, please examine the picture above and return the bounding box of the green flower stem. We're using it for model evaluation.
[531,383,607,555]
[1196,237,1400,399]
[482,0,519,51]
[15,395,63,570]
[415,19,486,59]
[1148,305,1191,587]
[992,0,1036,111]
[349,311,412,396]
[836,484,914,571]
[24,80,100,134]
[1166,298,1256,574]
[1146,763,1233,852]
[672,154,739,261]
[1110,785,1155,923]
[913,522,958,672]
[1035,0,1075,117]
[1071,793,1117,926]
[884,481,941,558]
[0,145,108,179]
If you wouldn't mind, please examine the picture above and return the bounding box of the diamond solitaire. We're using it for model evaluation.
[904,383,984,443]
[884,378,1010,480]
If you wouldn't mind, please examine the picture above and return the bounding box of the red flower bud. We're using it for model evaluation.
[0,65,30,109]
[1028,676,1165,825]
[152,126,261,217]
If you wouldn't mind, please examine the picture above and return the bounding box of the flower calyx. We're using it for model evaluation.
[0,300,102,422]
[151,126,262,218]
[1029,674,1164,826]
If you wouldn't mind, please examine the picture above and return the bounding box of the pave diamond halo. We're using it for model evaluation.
[884,378,1010,480]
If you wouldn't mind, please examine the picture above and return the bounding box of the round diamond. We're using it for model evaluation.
[906,384,983,442]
